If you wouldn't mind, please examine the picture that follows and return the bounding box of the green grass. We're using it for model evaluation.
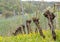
[0,30,60,42]
[0,14,34,36]
[0,14,47,36]
[0,15,23,36]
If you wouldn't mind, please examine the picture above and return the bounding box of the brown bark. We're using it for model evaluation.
[48,19,56,40]
[26,20,32,34]
[43,10,56,40]
[33,18,45,38]
[13,25,25,35]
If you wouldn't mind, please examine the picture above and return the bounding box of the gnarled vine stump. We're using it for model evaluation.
[26,20,32,34]
[33,18,45,38]
[43,10,56,40]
